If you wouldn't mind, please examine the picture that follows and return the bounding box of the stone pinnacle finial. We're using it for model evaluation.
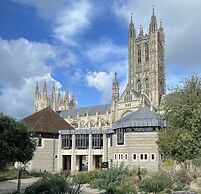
[52,81,55,92]
[113,72,118,85]
[152,5,155,16]
[131,12,133,23]
[35,81,39,97]
[43,79,47,94]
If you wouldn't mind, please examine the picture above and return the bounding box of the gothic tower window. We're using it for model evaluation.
[137,79,141,94]
[137,45,141,63]
[145,78,149,97]
[145,43,149,61]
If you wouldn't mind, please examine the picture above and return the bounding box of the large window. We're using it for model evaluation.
[137,45,141,63]
[116,128,124,145]
[145,43,149,61]
[61,135,72,149]
[137,79,142,94]
[75,134,89,149]
[92,134,103,149]
[145,78,149,97]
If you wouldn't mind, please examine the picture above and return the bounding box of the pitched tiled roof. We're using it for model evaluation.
[112,106,166,129]
[23,107,74,133]
[60,104,111,119]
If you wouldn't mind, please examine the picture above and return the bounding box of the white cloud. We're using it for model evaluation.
[85,71,127,103]
[85,38,127,63]
[85,71,113,103]
[15,0,94,46]
[0,38,65,119]
[0,38,55,88]
[53,0,92,45]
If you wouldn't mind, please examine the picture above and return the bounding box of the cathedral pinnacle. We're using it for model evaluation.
[139,25,144,37]
[131,12,133,23]
[52,81,55,94]
[152,5,155,16]
[43,79,47,95]
[149,5,157,33]
[35,81,40,98]
[113,72,118,86]
[159,19,164,31]
[64,90,69,102]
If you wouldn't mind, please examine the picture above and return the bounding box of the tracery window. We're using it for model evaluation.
[145,78,149,97]
[137,79,141,94]
[145,43,149,61]
[61,135,72,149]
[137,45,141,63]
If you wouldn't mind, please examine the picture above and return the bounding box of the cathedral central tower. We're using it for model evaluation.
[128,8,166,108]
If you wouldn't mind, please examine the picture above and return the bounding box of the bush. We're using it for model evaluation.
[139,171,173,193]
[0,167,29,182]
[90,164,137,194]
[74,170,99,184]
[25,173,83,194]
[27,170,49,177]
[173,169,192,186]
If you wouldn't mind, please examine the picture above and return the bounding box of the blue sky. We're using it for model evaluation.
[0,0,201,119]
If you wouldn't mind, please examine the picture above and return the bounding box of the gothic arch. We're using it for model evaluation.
[145,43,149,61]
[121,110,133,118]
[137,45,141,63]
[145,77,150,97]
[137,79,142,94]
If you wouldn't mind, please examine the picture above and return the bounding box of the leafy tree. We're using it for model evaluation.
[0,113,36,191]
[158,75,201,163]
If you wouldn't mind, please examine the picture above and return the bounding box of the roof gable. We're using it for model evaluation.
[23,107,74,133]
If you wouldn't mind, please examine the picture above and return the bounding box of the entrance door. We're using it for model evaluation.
[63,155,71,171]
[94,155,102,169]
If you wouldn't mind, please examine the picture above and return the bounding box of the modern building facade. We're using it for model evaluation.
[28,8,167,173]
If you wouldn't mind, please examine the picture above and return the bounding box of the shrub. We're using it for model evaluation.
[139,171,173,193]
[28,170,49,177]
[74,170,99,184]
[0,167,29,182]
[90,164,137,194]
[25,173,83,194]
[173,169,192,187]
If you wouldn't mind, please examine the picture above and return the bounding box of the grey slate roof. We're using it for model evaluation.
[59,128,113,135]
[112,106,166,129]
[60,104,111,119]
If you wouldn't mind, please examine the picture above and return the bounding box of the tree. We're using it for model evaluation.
[0,113,36,191]
[158,75,201,163]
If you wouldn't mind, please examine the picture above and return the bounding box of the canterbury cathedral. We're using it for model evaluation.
[34,8,166,130]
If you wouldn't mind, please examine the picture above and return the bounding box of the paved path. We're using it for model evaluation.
[0,177,39,194]
[0,178,101,194]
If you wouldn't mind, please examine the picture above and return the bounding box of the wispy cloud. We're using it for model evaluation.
[53,0,93,46]
[84,38,127,63]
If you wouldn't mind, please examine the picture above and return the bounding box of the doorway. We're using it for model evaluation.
[63,155,71,171]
